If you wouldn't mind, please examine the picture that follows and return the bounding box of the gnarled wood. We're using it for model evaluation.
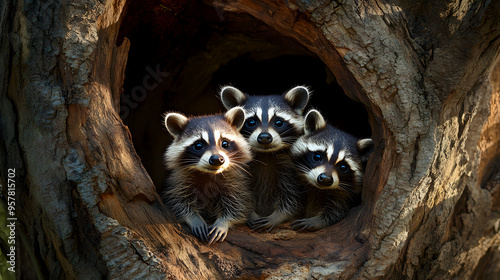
[0,0,499,279]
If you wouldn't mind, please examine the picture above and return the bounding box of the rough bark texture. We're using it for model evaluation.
[0,0,499,279]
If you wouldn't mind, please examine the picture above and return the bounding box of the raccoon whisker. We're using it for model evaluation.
[279,127,298,135]
[281,135,298,143]
[294,163,310,173]
[226,151,245,158]
[232,166,252,176]
[230,164,253,177]
[294,168,309,175]
[294,162,309,169]
[177,163,199,169]
[228,158,249,166]
[280,134,299,144]
[298,168,310,174]
[227,158,246,165]
[177,160,201,166]
[227,158,251,168]
[339,182,356,188]
[251,158,267,166]
[177,158,199,163]
[227,156,251,166]
[338,181,357,188]
[182,166,200,173]
[338,184,357,196]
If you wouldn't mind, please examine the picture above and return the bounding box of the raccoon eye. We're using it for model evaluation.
[338,163,351,173]
[312,152,322,162]
[221,140,230,149]
[192,141,204,151]
[274,119,284,128]
[245,118,256,128]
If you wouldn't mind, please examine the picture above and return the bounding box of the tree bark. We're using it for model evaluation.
[0,0,499,279]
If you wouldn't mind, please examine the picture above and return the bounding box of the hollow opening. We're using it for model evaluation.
[118,1,372,190]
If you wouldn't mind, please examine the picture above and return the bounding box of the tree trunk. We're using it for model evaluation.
[1,0,499,279]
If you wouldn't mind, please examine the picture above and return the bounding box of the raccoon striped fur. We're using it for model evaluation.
[162,107,253,244]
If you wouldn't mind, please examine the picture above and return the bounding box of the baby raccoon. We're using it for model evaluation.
[220,86,310,231]
[162,107,253,244]
[290,109,373,231]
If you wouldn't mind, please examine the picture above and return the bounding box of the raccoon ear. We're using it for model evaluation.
[164,113,188,138]
[304,109,326,135]
[224,106,246,131]
[220,86,247,110]
[284,86,310,114]
[357,138,374,163]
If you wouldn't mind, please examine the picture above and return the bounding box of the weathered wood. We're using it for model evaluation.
[0,0,499,279]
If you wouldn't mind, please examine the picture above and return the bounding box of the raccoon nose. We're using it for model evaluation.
[317,173,333,187]
[257,132,273,144]
[209,154,225,166]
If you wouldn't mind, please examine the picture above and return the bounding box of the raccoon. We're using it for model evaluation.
[162,107,253,244]
[290,109,373,231]
[220,86,310,231]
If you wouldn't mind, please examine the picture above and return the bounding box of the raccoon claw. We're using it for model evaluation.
[290,219,310,231]
[191,223,209,241]
[251,211,290,232]
[291,217,325,232]
[250,218,275,232]
[207,221,230,244]
[246,211,261,228]
[187,215,209,241]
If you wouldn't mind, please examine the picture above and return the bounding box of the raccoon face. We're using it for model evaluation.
[220,86,310,152]
[163,107,251,174]
[291,110,374,191]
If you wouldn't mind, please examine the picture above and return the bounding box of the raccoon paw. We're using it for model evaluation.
[250,211,288,232]
[291,216,326,232]
[208,220,230,245]
[246,211,262,228]
[188,217,209,242]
